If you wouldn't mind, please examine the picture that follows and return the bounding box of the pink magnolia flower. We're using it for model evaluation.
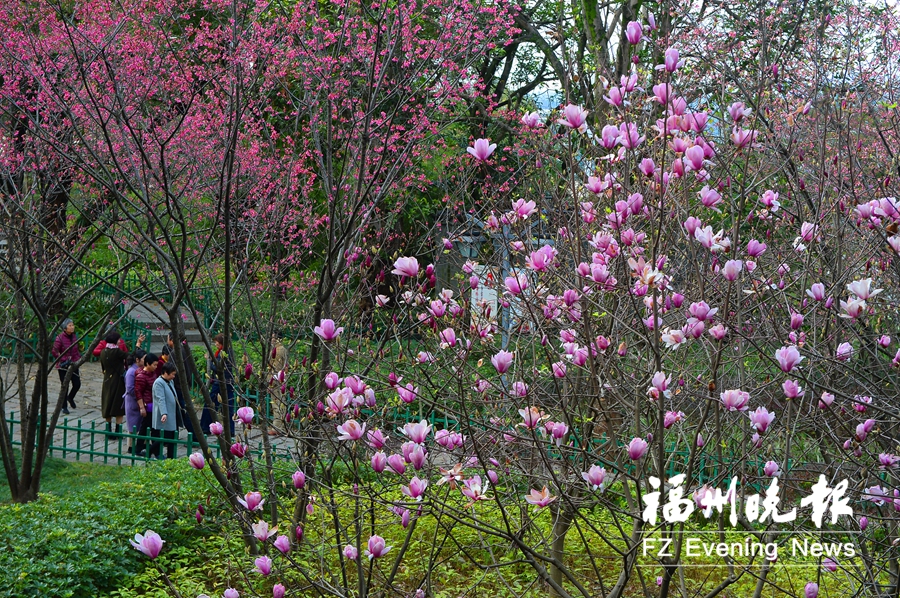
[209,421,224,436]
[625,20,642,44]
[238,491,265,511]
[661,328,687,349]
[746,239,767,256]
[805,582,819,598]
[365,535,391,559]
[324,372,341,389]
[552,361,567,377]
[521,112,542,128]
[512,198,538,219]
[467,138,496,161]
[224,589,240,598]
[782,379,803,399]
[582,465,607,490]
[230,443,247,458]
[663,411,685,429]
[722,260,742,281]
[392,256,419,278]
[878,335,891,347]
[720,389,750,412]
[336,419,366,441]
[859,516,868,530]
[461,475,490,503]
[818,392,835,409]
[764,461,781,477]
[806,283,826,301]
[252,520,277,542]
[709,323,728,340]
[836,342,853,361]
[366,429,388,450]
[847,278,882,300]
[273,584,286,598]
[375,294,390,307]
[698,185,722,208]
[688,301,717,321]
[518,406,545,430]
[371,452,387,473]
[617,122,644,148]
[840,298,867,320]
[728,102,752,122]
[271,535,290,555]
[314,319,344,341]
[657,47,683,72]
[626,437,649,460]
[292,470,306,489]
[823,557,838,571]
[775,345,804,372]
[236,406,254,425]
[491,350,514,373]
[343,544,359,560]
[639,158,656,177]
[402,476,429,501]
[749,406,776,434]
[524,486,556,509]
[558,104,589,132]
[255,555,273,576]
[790,312,804,330]
[731,127,758,148]
[130,530,165,559]
[401,420,432,444]
[189,452,205,470]
[504,273,529,295]
[878,453,899,468]
[397,383,419,403]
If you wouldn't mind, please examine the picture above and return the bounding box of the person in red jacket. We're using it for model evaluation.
[132,353,159,456]
[52,318,82,415]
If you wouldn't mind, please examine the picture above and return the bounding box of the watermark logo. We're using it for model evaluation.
[640,473,853,527]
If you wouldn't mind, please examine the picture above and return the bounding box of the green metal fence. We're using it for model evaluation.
[5,412,292,465]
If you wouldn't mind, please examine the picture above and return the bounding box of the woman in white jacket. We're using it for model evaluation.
[151,362,179,459]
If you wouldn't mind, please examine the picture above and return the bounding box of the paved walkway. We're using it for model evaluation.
[7,362,296,465]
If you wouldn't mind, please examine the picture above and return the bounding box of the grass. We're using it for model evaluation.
[0,450,133,503]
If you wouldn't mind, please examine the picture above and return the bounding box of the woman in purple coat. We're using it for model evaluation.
[123,349,146,453]
[51,318,82,415]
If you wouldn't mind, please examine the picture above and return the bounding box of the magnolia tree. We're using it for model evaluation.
[122,2,900,597]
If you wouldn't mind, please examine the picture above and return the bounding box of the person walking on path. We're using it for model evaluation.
[123,349,146,453]
[268,334,289,436]
[52,318,82,415]
[150,362,179,459]
[100,332,143,435]
[201,334,235,436]
[133,353,160,456]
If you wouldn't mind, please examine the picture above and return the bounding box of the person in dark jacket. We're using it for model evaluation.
[201,333,235,435]
[161,332,194,437]
[52,318,82,414]
[151,362,179,460]
[100,331,141,435]
[133,353,160,456]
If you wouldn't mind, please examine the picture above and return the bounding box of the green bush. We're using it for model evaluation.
[0,460,213,598]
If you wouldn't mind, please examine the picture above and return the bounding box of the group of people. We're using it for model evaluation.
[52,319,287,458]
[52,322,291,457]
